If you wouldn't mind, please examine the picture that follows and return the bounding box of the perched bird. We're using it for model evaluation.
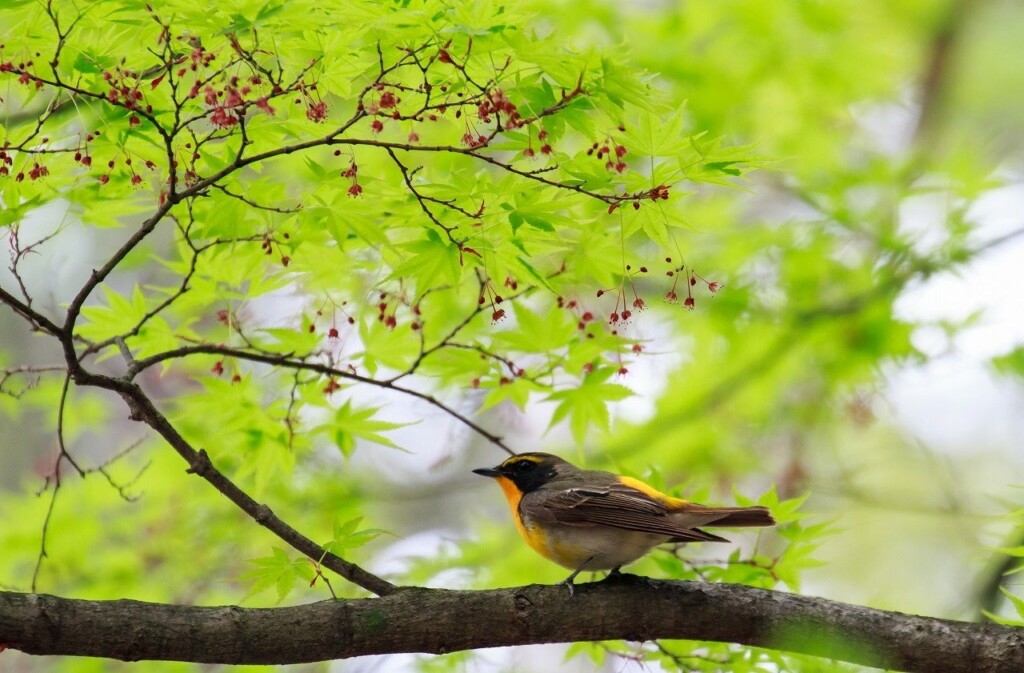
[473,452,774,594]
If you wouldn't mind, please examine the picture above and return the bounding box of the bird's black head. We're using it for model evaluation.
[472,452,571,493]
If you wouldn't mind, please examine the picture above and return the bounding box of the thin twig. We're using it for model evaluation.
[130,342,516,456]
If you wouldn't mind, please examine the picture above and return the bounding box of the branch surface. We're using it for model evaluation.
[1,579,1022,672]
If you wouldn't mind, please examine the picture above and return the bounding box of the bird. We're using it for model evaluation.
[473,452,775,594]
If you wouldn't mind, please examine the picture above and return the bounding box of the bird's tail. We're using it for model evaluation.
[673,503,775,528]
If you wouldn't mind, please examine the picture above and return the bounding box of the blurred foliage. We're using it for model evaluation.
[2,0,1024,672]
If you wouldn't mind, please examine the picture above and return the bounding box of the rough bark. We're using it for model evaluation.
[2,577,1022,672]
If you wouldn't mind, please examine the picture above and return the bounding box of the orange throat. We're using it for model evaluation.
[494,476,535,543]
[494,476,524,517]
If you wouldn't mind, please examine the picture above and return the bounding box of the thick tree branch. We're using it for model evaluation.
[1,579,1021,672]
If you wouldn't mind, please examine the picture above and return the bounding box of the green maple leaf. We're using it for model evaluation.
[545,367,633,443]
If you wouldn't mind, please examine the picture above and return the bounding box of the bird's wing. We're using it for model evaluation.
[522,482,732,543]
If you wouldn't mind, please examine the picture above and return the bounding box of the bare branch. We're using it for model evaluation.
[86,437,149,503]
[0,364,64,398]
[63,367,396,597]
[211,184,301,213]
[0,285,63,336]
[129,342,516,456]
[384,146,457,240]
[30,478,60,593]
[54,367,84,477]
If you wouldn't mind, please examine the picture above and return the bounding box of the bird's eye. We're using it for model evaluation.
[514,460,535,472]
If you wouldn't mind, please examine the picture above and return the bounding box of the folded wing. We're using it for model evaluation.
[524,481,773,543]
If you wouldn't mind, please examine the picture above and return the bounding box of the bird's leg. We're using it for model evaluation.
[561,556,595,597]
[602,565,626,581]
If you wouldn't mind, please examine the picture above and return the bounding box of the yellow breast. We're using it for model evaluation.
[494,477,589,569]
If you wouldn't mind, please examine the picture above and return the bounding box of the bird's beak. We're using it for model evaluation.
[472,466,502,478]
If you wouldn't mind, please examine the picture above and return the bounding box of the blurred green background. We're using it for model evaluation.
[2,0,1024,671]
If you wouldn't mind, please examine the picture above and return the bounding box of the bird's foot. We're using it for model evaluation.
[601,566,625,582]
[560,556,594,598]
[601,568,645,585]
